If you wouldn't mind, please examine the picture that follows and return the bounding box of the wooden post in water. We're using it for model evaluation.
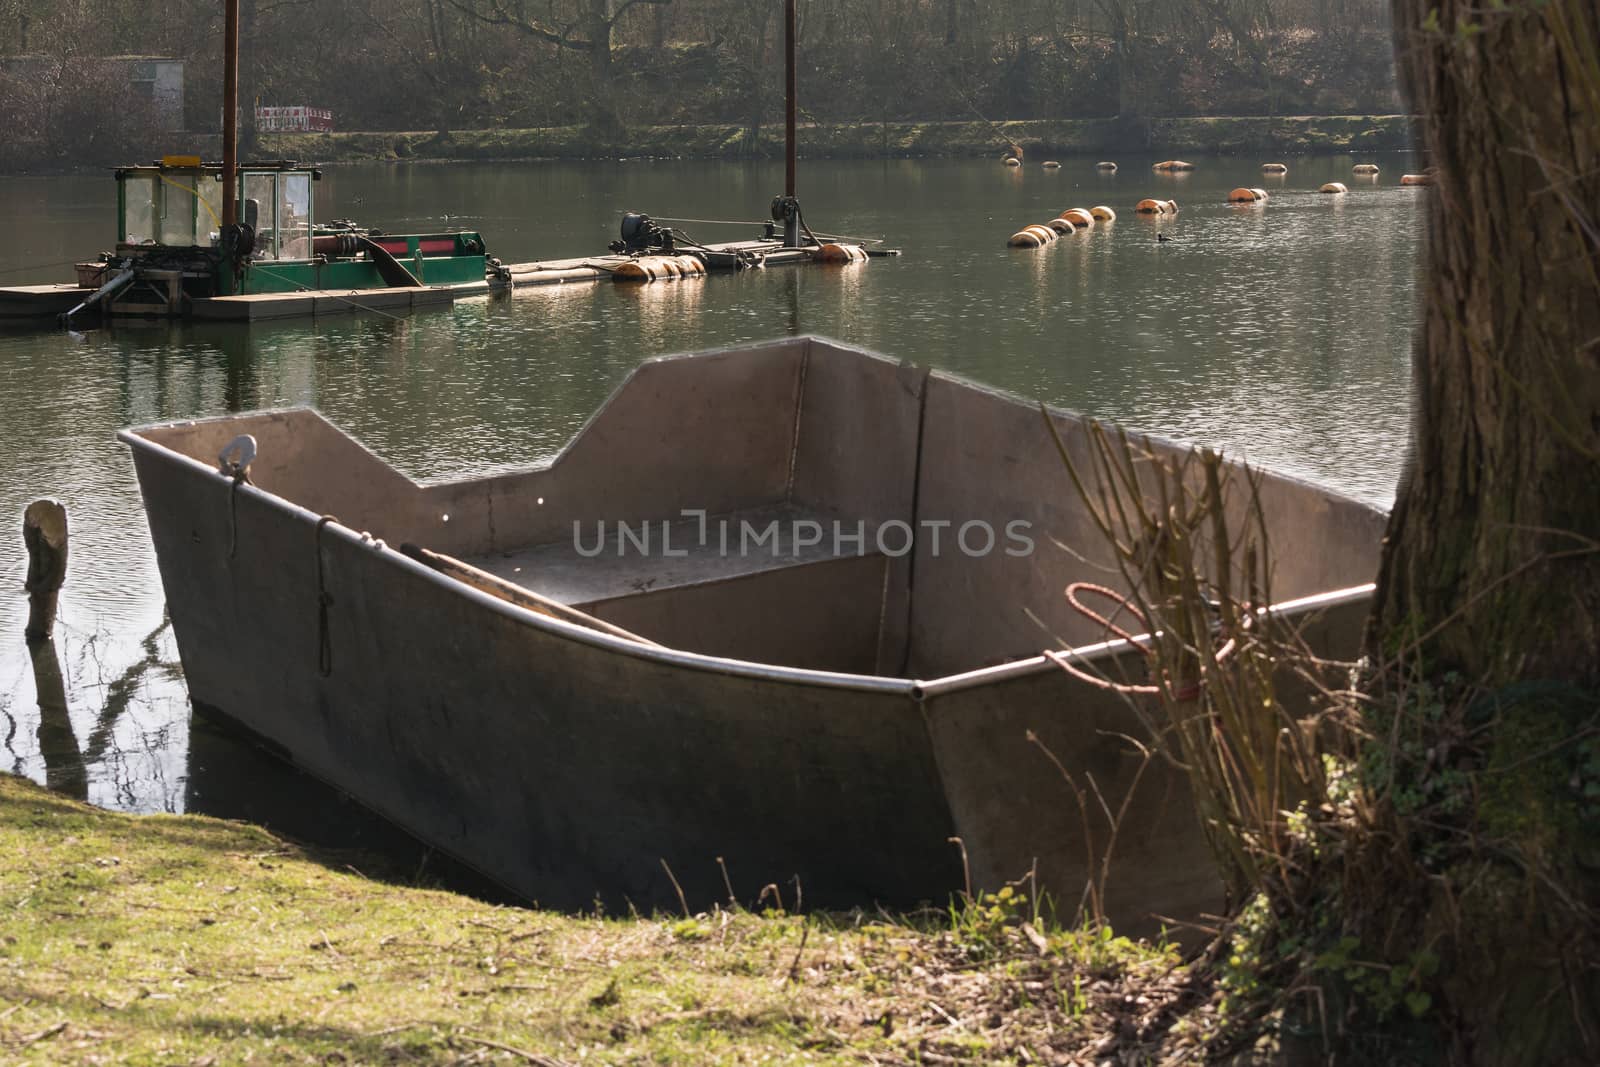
[23,500,68,642]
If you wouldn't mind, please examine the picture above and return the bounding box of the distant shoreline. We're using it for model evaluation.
[8,115,1417,175]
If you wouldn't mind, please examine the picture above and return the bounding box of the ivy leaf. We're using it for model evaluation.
[1407,990,1433,1017]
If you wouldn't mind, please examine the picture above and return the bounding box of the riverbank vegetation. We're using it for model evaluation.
[2,772,1273,1064]
[0,0,1400,169]
[255,114,1415,166]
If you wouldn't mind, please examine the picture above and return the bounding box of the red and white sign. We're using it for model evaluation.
[255,106,334,133]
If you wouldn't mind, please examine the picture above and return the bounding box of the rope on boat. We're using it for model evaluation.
[0,258,85,277]
[245,263,409,321]
[1047,581,1244,700]
[315,515,339,677]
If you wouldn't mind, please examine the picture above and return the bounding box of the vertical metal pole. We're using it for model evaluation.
[222,0,239,230]
[784,0,796,200]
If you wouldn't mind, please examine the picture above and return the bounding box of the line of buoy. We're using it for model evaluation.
[1096,161,1118,171]
[1227,187,1269,203]
[1042,160,1061,169]
[1060,207,1095,229]
[1007,224,1058,248]
[1090,205,1116,221]
[1046,217,1077,234]
[612,255,708,282]
[1135,198,1179,215]
[813,243,869,264]
[1319,182,1349,195]
[1153,160,1196,172]
[1004,157,1022,167]
[1262,162,1288,174]
[1353,164,1380,174]
[1400,173,1434,186]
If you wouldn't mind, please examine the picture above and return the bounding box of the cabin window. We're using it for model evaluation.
[122,175,157,245]
[198,173,225,245]
[278,173,311,259]
[157,171,205,247]
[241,172,279,259]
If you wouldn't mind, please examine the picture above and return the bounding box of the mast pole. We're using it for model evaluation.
[784,0,795,200]
[222,0,239,230]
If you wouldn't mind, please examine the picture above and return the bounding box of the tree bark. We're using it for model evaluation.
[1356,0,1600,1060]
[1374,0,1600,689]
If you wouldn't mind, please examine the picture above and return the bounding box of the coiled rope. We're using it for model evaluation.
[1047,581,1244,700]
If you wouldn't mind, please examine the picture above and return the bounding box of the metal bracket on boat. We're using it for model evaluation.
[217,434,257,481]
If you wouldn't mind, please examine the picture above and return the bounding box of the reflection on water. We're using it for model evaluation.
[0,154,1421,817]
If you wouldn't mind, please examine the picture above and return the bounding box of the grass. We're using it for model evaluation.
[0,772,1227,1065]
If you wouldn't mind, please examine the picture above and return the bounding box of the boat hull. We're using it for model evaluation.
[123,337,1385,932]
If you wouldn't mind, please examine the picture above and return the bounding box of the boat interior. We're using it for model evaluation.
[133,336,1386,681]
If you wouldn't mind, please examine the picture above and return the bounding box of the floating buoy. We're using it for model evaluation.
[1090,205,1116,221]
[1153,160,1196,172]
[1261,162,1288,174]
[1319,182,1349,194]
[1061,208,1095,229]
[1046,217,1077,234]
[1353,163,1379,174]
[814,243,868,264]
[1135,198,1165,214]
[1250,188,1268,200]
[1042,160,1061,169]
[613,255,707,282]
[1096,161,1118,171]
[1400,173,1434,186]
[1004,157,1022,167]
[1227,187,1262,202]
[1007,225,1057,247]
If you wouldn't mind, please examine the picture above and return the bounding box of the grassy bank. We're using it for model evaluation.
[0,773,1247,1065]
[250,115,1416,165]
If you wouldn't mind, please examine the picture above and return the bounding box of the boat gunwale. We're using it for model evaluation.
[120,425,922,695]
[119,424,1378,698]
[119,334,1386,695]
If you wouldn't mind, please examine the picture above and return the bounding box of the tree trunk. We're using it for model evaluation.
[1356,0,1600,1059]
[587,0,623,140]
[1375,0,1600,690]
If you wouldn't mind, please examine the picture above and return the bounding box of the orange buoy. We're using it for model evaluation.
[1061,208,1095,229]
[1007,225,1057,247]
[1319,182,1349,194]
[1046,217,1077,234]
[1096,161,1118,171]
[1227,187,1260,202]
[1090,205,1116,221]
[1400,173,1434,186]
[613,254,707,282]
[1004,157,1022,167]
[1042,160,1061,169]
[1352,163,1379,174]
[1135,198,1165,214]
[1261,162,1288,174]
[814,243,868,264]
[1153,160,1196,172]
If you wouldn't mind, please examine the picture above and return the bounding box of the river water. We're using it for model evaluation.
[0,154,1422,818]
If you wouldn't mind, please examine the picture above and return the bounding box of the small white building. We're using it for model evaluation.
[1,55,185,131]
